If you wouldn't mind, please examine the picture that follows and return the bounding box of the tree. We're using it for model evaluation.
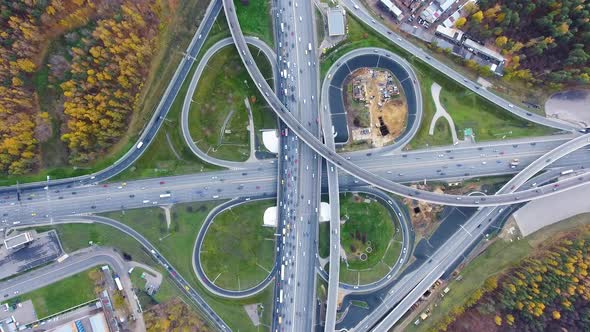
[454,17,467,29]
[495,315,502,326]
[472,11,484,23]
[496,36,508,47]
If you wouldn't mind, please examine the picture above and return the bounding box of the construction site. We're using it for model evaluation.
[344,68,408,147]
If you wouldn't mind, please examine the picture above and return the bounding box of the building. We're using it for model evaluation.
[435,25,463,44]
[327,8,346,36]
[442,8,462,27]
[378,0,404,20]
[420,0,456,23]
[463,39,505,64]
[3,232,33,250]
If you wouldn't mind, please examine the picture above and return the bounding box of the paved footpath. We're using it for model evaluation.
[429,82,459,144]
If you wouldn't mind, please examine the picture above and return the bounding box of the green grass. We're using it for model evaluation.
[318,222,331,258]
[188,45,275,161]
[340,193,395,270]
[111,16,233,181]
[320,193,401,284]
[19,269,97,318]
[319,15,556,150]
[200,199,277,291]
[234,0,274,47]
[99,202,274,332]
[407,212,590,332]
[36,202,274,331]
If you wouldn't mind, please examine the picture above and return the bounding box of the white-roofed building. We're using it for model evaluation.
[435,25,463,43]
[263,206,278,227]
[319,202,331,222]
[3,232,33,250]
[327,8,346,36]
[463,38,505,63]
[261,129,279,153]
[378,0,404,20]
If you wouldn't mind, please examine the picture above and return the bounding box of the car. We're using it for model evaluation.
[508,103,514,108]
[159,181,165,184]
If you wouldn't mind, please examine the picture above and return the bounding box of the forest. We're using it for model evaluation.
[457,0,590,87]
[433,227,590,331]
[0,0,160,174]
[144,298,210,331]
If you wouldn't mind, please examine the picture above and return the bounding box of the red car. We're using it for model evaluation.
[160,181,165,185]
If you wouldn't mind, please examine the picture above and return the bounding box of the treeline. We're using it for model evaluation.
[60,3,159,163]
[457,0,590,87]
[434,228,590,331]
[0,0,159,174]
[144,298,210,331]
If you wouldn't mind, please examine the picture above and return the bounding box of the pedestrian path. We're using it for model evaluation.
[429,82,459,144]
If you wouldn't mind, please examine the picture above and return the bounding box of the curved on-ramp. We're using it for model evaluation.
[192,197,277,299]
[181,36,278,169]
[316,188,414,292]
[222,0,590,207]
[0,0,224,194]
[10,215,232,331]
[321,47,423,152]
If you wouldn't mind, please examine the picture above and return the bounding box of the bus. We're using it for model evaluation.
[281,265,285,281]
[561,169,574,175]
[279,290,284,303]
[159,193,171,198]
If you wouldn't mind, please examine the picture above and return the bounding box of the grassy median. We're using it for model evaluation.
[320,15,555,150]
[200,199,277,291]
[320,193,402,284]
[187,45,275,161]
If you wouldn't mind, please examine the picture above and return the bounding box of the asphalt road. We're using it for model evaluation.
[3,136,589,229]
[341,0,581,132]
[269,0,322,329]
[321,47,423,153]
[0,0,224,194]
[15,216,233,331]
[219,0,590,206]
[357,154,590,331]
[0,247,145,330]
[181,36,278,169]
[320,47,423,331]
[316,187,414,293]
[192,197,277,298]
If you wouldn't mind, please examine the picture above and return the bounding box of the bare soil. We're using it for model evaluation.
[344,68,408,147]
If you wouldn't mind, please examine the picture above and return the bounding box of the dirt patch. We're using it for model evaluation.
[344,68,408,147]
[403,184,445,238]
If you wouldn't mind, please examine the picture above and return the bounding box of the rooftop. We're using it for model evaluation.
[327,8,345,36]
[3,232,33,250]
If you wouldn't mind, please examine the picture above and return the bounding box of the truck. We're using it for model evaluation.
[509,158,520,168]
[281,265,285,280]
[159,193,171,198]
[114,276,123,291]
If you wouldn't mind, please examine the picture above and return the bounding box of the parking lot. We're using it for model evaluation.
[0,231,63,280]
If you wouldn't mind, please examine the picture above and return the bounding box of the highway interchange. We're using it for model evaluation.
[1,0,590,331]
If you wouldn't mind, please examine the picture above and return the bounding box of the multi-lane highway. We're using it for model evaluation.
[0,0,225,194]
[219,0,590,207]
[3,136,590,228]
